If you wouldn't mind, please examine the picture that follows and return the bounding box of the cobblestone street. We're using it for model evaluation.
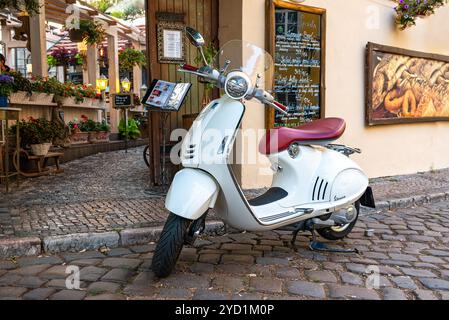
[2,146,449,238]
[1,199,449,300]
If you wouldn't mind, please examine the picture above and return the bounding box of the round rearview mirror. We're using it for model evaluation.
[186,27,205,47]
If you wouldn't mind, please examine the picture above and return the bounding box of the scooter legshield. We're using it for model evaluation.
[165,168,219,220]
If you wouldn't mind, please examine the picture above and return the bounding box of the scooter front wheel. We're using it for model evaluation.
[152,212,192,278]
[317,202,360,241]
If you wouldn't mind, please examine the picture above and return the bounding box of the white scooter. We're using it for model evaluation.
[152,28,375,278]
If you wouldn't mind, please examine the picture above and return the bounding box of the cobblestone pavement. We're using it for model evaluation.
[2,145,449,238]
[1,200,449,300]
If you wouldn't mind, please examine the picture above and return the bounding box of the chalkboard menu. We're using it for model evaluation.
[112,94,133,108]
[269,3,326,128]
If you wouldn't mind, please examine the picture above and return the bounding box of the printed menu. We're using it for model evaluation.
[144,80,191,111]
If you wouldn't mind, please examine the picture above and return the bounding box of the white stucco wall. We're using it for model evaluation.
[220,0,449,188]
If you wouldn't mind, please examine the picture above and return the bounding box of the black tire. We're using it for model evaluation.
[152,212,192,278]
[143,146,150,168]
[317,202,360,240]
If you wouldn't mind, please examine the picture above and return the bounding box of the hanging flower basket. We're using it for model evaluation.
[69,29,83,43]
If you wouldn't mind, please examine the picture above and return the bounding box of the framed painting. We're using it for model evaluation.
[366,42,449,125]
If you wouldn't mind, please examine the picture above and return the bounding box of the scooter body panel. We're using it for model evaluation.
[165,168,219,220]
[166,96,369,231]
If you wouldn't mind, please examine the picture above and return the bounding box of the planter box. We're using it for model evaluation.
[0,96,7,108]
[90,98,102,108]
[69,132,90,145]
[80,97,92,108]
[30,92,55,105]
[61,96,81,106]
[89,131,110,144]
[9,91,31,104]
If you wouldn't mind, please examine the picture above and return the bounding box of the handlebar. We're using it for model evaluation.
[178,64,289,116]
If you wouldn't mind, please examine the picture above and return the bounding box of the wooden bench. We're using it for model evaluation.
[13,149,64,178]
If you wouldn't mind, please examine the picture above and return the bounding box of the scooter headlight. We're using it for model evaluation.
[224,71,251,100]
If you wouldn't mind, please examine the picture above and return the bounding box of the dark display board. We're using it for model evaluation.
[267,1,326,128]
[112,94,133,108]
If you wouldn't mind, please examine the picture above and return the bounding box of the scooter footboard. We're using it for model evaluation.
[165,168,219,220]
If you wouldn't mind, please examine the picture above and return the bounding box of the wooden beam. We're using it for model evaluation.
[29,0,48,77]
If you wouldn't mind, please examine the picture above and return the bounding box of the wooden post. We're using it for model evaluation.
[146,0,161,186]
[29,0,48,77]
[107,28,120,133]
[132,41,142,93]
[87,44,99,87]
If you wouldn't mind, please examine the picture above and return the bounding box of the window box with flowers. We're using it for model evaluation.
[68,119,90,145]
[29,77,63,105]
[89,121,111,144]
[6,71,33,104]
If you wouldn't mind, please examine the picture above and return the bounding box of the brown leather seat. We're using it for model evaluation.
[260,118,346,155]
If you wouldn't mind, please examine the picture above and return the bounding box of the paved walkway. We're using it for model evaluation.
[1,199,449,300]
[1,146,449,238]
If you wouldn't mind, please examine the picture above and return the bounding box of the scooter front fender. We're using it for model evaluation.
[165,168,219,220]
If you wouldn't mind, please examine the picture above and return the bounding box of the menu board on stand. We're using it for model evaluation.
[266,0,326,128]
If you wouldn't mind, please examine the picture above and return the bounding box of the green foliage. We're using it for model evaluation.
[194,43,218,94]
[395,0,448,29]
[90,0,115,13]
[0,0,40,16]
[119,48,147,71]
[119,118,141,140]
[47,55,57,68]
[122,6,144,20]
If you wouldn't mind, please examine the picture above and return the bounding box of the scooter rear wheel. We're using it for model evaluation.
[152,212,192,278]
[317,202,360,240]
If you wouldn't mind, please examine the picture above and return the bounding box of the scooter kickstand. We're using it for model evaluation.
[308,229,360,254]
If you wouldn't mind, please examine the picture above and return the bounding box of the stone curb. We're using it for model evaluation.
[0,221,225,259]
[1,191,449,259]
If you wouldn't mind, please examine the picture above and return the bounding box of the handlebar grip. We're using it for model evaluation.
[273,101,288,112]
[181,64,199,72]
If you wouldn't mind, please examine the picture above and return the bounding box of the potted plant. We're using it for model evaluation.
[66,20,105,46]
[7,71,32,104]
[0,74,14,108]
[395,0,449,30]
[119,118,141,140]
[12,118,54,156]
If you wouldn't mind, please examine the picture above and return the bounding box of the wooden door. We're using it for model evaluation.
[146,0,219,185]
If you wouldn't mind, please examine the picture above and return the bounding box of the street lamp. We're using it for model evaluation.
[96,75,109,123]
[96,74,108,92]
[121,77,131,93]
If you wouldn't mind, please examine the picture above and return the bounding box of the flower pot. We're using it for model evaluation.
[69,29,84,43]
[69,132,90,145]
[89,131,110,144]
[80,97,91,108]
[30,143,51,156]
[30,92,55,105]
[9,91,31,104]
[91,98,101,108]
[0,96,8,108]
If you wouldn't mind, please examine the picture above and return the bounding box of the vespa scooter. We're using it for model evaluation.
[152,28,375,278]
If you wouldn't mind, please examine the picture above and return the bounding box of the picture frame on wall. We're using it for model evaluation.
[366,42,449,126]
[157,21,186,64]
[265,0,326,129]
